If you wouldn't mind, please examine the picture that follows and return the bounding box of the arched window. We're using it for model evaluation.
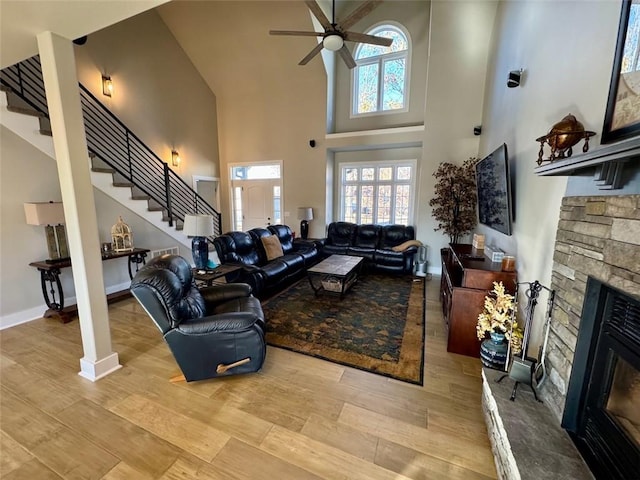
[352,23,410,116]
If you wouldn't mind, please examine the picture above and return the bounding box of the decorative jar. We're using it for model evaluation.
[480,332,508,370]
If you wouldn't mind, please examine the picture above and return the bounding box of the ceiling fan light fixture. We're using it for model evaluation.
[323,34,344,51]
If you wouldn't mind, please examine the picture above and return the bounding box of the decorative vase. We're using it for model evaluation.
[480,331,508,370]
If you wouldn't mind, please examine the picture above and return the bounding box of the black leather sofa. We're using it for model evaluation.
[320,222,418,274]
[213,224,320,298]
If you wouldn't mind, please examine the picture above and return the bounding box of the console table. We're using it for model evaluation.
[29,247,149,323]
[440,244,517,357]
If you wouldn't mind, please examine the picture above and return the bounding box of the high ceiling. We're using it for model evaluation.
[0,0,169,69]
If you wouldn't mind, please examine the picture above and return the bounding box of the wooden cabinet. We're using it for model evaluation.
[440,244,517,357]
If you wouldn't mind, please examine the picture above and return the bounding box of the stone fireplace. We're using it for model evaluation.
[541,194,640,477]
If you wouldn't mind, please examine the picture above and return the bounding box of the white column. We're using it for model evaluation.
[37,31,121,381]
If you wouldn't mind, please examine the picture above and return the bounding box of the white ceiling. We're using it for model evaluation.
[0,0,170,69]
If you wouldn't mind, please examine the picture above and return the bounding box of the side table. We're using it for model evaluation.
[192,264,243,287]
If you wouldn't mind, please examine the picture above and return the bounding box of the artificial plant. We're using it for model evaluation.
[429,158,477,244]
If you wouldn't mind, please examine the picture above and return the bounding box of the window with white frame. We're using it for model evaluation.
[352,23,410,116]
[339,160,415,225]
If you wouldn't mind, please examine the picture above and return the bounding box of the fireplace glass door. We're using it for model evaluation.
[606,355,640,447]
[562,277,640,479]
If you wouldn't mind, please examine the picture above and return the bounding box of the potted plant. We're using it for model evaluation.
[429,158,477,244]
[476,281,523,369]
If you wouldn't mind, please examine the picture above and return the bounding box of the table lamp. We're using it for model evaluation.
[24,202,69,263]
[297,207,314,240]
[183,214,214,269]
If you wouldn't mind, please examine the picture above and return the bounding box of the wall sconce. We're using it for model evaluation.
[102,75,113,97]
[171,150,181,167]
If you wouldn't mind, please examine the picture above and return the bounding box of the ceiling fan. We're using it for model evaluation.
[270,0,393,69]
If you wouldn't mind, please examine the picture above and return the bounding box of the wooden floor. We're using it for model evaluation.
[0,277,497,479]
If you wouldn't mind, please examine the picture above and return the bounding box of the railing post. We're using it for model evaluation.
[216,212,222,237]
[126,131,132,181]
[164,163,173,227]
[16,63,24,97]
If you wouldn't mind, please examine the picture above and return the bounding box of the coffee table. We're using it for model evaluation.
[307,254,363,299]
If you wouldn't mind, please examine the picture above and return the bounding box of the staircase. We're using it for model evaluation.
[0,55,222,249]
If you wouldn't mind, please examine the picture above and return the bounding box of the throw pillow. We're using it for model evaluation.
[391,239,423,252]
[262,235,284,261]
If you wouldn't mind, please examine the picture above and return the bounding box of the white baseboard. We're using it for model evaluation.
[0,281,133,330]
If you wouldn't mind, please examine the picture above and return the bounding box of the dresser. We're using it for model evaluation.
[440,244,517,357]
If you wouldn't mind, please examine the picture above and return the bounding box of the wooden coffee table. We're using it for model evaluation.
[307,254,363,299]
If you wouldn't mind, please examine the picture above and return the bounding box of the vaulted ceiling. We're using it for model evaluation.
[0,0,170,69]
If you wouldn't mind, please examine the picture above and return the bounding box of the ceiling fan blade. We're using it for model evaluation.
[344,31,392,47]
[299,42,325,66]
[270,30,324,37]
[339,0,383,31]
[305,0,332,31]
[338,45,356,69]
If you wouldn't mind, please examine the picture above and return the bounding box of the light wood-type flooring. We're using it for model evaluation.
[0,277,497,479]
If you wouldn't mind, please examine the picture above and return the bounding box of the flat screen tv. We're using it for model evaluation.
[475,143,513,236]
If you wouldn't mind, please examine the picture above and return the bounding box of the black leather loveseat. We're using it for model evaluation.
[213,224,320,298]
[320,222,418,274]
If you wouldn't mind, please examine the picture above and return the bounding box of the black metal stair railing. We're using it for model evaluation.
[0,55,222,237]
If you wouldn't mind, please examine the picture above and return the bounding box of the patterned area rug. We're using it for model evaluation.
[262,274,425,384]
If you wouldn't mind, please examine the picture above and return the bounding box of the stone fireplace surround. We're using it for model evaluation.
[481,194,639,479]
[541,194,640,422]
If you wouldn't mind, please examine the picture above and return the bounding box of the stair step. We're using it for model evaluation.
[92,167,115,174]
[113,181,134,187]
[6,104,44,118]
[131,195,150,201]
[147,205,165,212]
[176,225,183,231]
[38,117,51,136]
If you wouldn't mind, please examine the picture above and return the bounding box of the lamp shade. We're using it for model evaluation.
[297,207,314,221]
[24,202,65,225]
[183,214,214,237]
[323,34,344,52]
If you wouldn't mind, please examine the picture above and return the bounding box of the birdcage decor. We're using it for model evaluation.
[111,216,133,252]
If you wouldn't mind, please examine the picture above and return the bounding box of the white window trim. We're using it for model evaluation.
[338,159,417,225]
[228,160,284,230]
[350,21,412,119]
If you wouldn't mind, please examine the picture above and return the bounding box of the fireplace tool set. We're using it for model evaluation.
[497,280,556,402]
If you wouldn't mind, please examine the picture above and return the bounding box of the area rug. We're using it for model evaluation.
[262,274,425,384]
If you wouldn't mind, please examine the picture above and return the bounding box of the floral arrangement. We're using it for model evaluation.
[429,158,477,244]
[476,281,523,355]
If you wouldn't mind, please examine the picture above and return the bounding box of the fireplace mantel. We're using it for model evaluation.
[534,136,640,189]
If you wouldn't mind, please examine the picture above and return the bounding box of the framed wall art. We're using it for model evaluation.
[602,0,640,144]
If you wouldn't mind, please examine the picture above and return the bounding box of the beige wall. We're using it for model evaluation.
[417,0,498,269]
[74,9,220,188]
[334,1,430,133]
[0,126,189,327]
[477,0,620,347]
[159,1,329,236]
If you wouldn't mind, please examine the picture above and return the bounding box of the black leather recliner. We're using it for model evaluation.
[130,254,266,382]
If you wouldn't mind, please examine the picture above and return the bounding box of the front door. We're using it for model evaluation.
[230,162,282,231]
[241,180,273,229]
